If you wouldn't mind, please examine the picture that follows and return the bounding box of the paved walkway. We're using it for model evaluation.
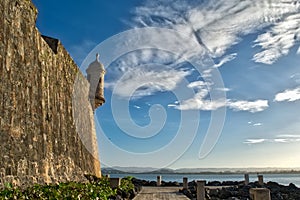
[133,186,189,200]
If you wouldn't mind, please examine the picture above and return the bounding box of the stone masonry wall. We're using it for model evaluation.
[0,0,101,187]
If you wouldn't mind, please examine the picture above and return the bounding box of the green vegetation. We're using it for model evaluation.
[119,176,135,196]
[0,177,135,200]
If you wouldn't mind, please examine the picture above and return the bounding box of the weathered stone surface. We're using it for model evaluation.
[133,187,190,200]
[250,188,271,200]
[0,0,101,187]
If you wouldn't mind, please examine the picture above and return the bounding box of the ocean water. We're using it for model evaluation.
[108,173,300,187]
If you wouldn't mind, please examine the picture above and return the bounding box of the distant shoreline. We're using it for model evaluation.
[102,169,300,175]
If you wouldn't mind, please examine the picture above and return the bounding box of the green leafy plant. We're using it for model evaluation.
[119,177,135,194]
[0,177,117,200]
[0,176,138,200]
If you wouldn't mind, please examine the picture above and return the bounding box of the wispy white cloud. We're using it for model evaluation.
[274,87,300,102]
[274,134,300,143]
[290,73,300,83]
[215,87,231,92]
[253,13,300,64]
[106,0,300,106]
[133,0,300,64]
[103,44,198,99]
[172,97,226,111]
[213,53,237,68]
[168,80,227,111]
[187,80,209,89]
[228,100,269,113]
[134,105,141,109]
[168,80,227,110]
[244,139,266,144]
[145,102,152,106]
[201,68,213,79]
[247,121,263,126]
[290,73,300,79]
[107,67,191,99]
[102,27,212,99]
[297,47,300,54]
[273,135,300,143]
[134,0,259,57]
[244,134,300,144]
[167,104,176,108]
[253,123,263,126]
[276,138,300,143]
[106,49,182,78]
[274,138,289,143]
[277,134,300,138]
[169,80,267,112]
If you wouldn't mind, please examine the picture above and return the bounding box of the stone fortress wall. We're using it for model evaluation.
[0,0,101,187]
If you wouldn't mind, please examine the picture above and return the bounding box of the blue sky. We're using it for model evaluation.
[33,0,300,169]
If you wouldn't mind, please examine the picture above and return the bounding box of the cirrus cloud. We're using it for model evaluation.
[244,139,266,144]
[253,13,300,64]
[132,0,300,64]
[244,135,300,144]
[106,67,191,98]
[168,81,268,113]
[168,80,227,111]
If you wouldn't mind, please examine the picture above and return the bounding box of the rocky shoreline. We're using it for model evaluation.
[131,178,300,200]
[181,180,300,200]
[2,175,299,199]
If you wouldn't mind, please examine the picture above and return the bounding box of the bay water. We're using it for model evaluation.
[108,173,300,187]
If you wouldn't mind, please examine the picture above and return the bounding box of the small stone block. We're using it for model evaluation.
[250,188,271,200]
[183,177,188,189]
[244,174,249,185]
[109,178,121,188]
[197,180,206,200]
[258,175,264,185]
[157,175,162,186]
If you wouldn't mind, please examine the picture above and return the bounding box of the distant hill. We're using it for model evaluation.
[102,166,160,174]
[101,166,300,174]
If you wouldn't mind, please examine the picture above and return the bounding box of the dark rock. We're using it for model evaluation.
[208,181,222,186]
[218,188,232,199]
[288,183,298,190]
[188,180,197,187]
[173,181,180,186]
[208,188,219,197]
[129,189,136,199]
[182,188,193,199]
[222,181,239,186]
[238,185,251,198]
[134,185,142,193]
[162,181,180,186]
[267,181,281,188]
[272,192,284,200]
[189,186,196,194]
[149,181,157,186]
